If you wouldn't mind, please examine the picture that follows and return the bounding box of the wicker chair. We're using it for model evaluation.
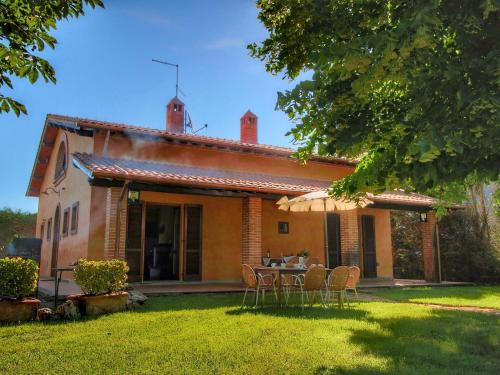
[241,264,277,308]
[325,266,350,308]
[290,265,327,310]
[346,266,361,298]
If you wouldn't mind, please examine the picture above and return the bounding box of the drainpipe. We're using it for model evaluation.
[435,221,442,283]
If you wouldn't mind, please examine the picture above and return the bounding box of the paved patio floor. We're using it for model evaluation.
[38,278,472,299]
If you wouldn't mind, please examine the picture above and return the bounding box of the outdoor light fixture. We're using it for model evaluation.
[419,212,428,222]
[41,187,65,196]
[128,190,139,203]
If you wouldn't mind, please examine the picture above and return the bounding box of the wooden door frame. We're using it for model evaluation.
[360,214,377,278]
[141,202,182,282]
[324,212,341,268]
[183,204,203,281]
[50,204,61,277]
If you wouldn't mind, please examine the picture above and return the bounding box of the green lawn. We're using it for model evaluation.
[1,294,499,374]
[370,286,500,309]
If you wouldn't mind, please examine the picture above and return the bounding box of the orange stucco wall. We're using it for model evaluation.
[94,130,354,183]
[140,191,243,281]
[36,130,93,276]
[261,199,326,262]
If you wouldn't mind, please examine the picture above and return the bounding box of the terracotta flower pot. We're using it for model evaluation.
[69,292,128,317]
[0,298,40,323]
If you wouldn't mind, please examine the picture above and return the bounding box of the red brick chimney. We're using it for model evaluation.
[240,110,258,144]
[166,96,185,133]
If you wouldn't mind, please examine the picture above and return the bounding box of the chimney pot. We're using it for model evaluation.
[166,96,185,133]
[240,110,258,144]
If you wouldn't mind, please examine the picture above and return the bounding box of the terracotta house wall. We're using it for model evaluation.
[36,130,93,276]
[94,131,354,183]
[87,186,107,260]
[261,199,326,262]
[140,191,243,281]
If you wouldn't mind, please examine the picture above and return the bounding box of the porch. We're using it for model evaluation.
[38,278,472,299]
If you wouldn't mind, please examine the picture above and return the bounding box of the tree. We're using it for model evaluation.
[0,0,104,116]
[0,208,36,257]
[250,0,500,205]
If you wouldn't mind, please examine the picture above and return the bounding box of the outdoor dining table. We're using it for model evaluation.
[253,266,332,307]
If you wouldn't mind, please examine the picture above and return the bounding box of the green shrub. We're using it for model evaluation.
[74,259,129,295]
[0,257,38,298]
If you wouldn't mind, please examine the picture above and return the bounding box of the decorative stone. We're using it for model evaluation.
[126,289,147,309]
[37,307,56,321]
[56,300,81,320]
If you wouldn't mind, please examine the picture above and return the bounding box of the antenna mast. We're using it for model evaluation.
[152,59,179,97]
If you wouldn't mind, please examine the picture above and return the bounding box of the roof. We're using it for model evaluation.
[72,152,331,194]
[72,152,438,208]
[26,114,356,196]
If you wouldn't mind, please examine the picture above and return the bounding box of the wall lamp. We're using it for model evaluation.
[419,212,428,223]
[42,187,65,196]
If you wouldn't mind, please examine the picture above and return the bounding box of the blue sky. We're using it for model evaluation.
[0,0,302,213]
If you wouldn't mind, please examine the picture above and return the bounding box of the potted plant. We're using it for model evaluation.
[0,257,40,323]
[296,250,310,267]
[72,259,129,316]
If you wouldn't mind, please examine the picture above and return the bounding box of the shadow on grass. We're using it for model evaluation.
[226,304,369,320]
[314,308,500,374]
[373,286,500,304]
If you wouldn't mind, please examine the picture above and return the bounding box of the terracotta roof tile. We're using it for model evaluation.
[73,153,331,194]
[48,114,356,165]
[73,153,437,207]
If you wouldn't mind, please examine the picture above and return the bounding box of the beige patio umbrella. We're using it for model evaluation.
[277,190,372,212]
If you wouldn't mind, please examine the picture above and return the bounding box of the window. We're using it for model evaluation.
[278,221,289,234]
[54,142,67,182]
[47,218,52,241]
[40,222,45,242]
[71,202,79,235]
[62,207,70,237]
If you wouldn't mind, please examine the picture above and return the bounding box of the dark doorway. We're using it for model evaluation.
[50,205,61,277]
[126,203,143,282]
[184,205,202,281]
[361,215,377,278]
[143,204,180,281]
[326,213,341,268]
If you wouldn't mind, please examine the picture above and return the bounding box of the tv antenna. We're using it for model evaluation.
[152,59,179,97]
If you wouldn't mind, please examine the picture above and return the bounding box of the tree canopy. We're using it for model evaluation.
[0,0,103,116]
[250,0,500,205]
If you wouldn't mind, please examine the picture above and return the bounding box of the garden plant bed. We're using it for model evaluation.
[68,291,128,316]
[0,298,40,323]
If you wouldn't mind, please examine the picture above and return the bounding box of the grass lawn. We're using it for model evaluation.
[370,286,500,309]
[1,294,499,374]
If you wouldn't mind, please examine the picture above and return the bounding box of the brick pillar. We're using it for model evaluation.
[242,197,262,265]
[104,187,127,260]
[422,211,438,282]
[340,209,360,266]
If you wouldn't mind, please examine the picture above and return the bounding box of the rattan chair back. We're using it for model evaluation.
[241,264,258,289]
[303,265,326,291]
[328,266,350,291]
[346,266,361,289]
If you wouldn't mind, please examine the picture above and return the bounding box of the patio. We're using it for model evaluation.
[38,277,472,299]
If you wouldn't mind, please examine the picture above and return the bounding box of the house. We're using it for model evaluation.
[27,96,440,283]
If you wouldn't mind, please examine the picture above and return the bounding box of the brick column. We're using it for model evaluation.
[340,209,360,266]
[104,187,127,260]
[422,211,438,282]
[242,197,262,266]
